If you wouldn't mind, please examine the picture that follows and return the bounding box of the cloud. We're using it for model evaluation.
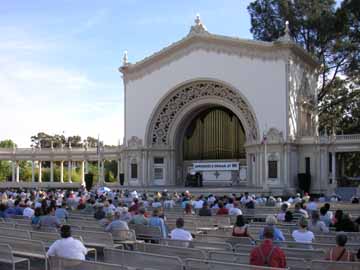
[0,57,123,147]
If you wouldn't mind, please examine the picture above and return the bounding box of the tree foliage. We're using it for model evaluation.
[247,0,360,133]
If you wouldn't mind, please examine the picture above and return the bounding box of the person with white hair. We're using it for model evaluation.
[105,211,129,233]
[259,215,285,241]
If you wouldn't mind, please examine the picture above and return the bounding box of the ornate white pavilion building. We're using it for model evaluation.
[1,16,359,195]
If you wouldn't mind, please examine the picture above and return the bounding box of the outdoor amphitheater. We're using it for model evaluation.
[0,189,359,270]
[1,1,360,269]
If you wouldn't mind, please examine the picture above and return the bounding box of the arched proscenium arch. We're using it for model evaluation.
[146,80,260,147]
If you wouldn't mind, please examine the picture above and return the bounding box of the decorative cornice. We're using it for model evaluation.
[119,30,319,83]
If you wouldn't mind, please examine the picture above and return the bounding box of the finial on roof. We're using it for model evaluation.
[277,20,292,42]
[195,13,201,25]
[189,13,208,36]
[122,50,129,66]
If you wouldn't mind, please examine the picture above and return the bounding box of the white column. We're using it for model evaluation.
[11,161,16,182]
[68,161,72,183]
[50,161,54,182]
[117,159,121,183]
[81,160,85,185]
[60,161,64,183]
[101,160,105,184]
[31,161,35,182]
[85,160,89,174]
[332,151,336,186]
[15,161,20,182]
[38,161,42,183]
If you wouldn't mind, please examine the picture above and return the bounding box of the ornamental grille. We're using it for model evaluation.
[150,81,258,145]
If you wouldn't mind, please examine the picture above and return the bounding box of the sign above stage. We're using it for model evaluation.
[193,162,239,171]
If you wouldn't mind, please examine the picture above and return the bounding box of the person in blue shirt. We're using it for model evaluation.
[148,208,167,238]
[0,204,7,218]
[259,215,285,241]
[55,203,69,221]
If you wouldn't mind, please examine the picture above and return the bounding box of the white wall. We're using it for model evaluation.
[125,49,287,145]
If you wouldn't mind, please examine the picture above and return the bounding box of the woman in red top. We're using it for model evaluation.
[325,234,355,261]
[216,201,229,215]
[232,215,255,241]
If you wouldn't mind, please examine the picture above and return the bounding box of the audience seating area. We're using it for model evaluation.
[0,202,360,270]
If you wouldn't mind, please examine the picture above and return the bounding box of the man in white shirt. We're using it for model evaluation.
[193,196,204,209]
[170,218,193,241]
[23,202,35,218]
[229,207,243,216]
[47,225,87,260]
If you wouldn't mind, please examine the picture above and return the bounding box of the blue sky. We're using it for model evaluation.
[0,0,253,147]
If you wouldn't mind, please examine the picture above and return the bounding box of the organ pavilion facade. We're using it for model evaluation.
[120,16,323,195]
[1,16,360,195]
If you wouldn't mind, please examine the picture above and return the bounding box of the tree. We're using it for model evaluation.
[247,0,360,133]
[0,139,16,181]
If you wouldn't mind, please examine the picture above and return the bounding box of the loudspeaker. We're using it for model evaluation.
[119,174,125,186]
[85,173,94,191]
[298,173,311,193]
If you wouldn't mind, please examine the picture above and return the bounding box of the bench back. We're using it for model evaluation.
[208,251,308,270]
[0,222,15,228]
[160,239,233,251]
[194,234,252,246]
[0,227,30,239]
[282,247,325,260]
[48,256,127,270]
[111,229,136,242]
[72,229,114,247]
[129,223,162,240]
[104,248,183,270]
[135,242,206,260]
[15,223,58,232]
[184,258,287,270]
[0,243,14,262]
[0,235,46,257]
[30,231,83,246]
[311,260,360,270]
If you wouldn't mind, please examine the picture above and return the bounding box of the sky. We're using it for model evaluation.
[0,0,254,147]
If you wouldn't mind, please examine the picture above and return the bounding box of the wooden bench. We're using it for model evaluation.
[135,242,207,260]
[0,235,48,270]
[129,223,163,241]
[72,229,122,249]
[0,243,30,270]
[0,227,30,239]
[208,251,308,270]
[160,239,233,251]
[48,256,127,270]
[311,259,360,270]
[103,248,184,270]
[184,258,288,270]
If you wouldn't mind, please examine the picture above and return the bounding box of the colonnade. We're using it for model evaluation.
[9,159,123,185]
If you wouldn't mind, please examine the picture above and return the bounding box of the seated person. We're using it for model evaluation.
[129,208,148,225]
[292,217,315,245]
[198,201,212,216]
[39,207,61,229]
[250,226,286,268]
[105,211,129,232]
[308,210,329,234]
[232,215,255,241]
[216,201,229,215]
[47,225,87,260]
[325,233,355,261]
[170,218,193,241]
[148,208,167,238]
[259,215,285,241]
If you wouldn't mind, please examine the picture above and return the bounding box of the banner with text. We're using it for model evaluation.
[193,162,239,171]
